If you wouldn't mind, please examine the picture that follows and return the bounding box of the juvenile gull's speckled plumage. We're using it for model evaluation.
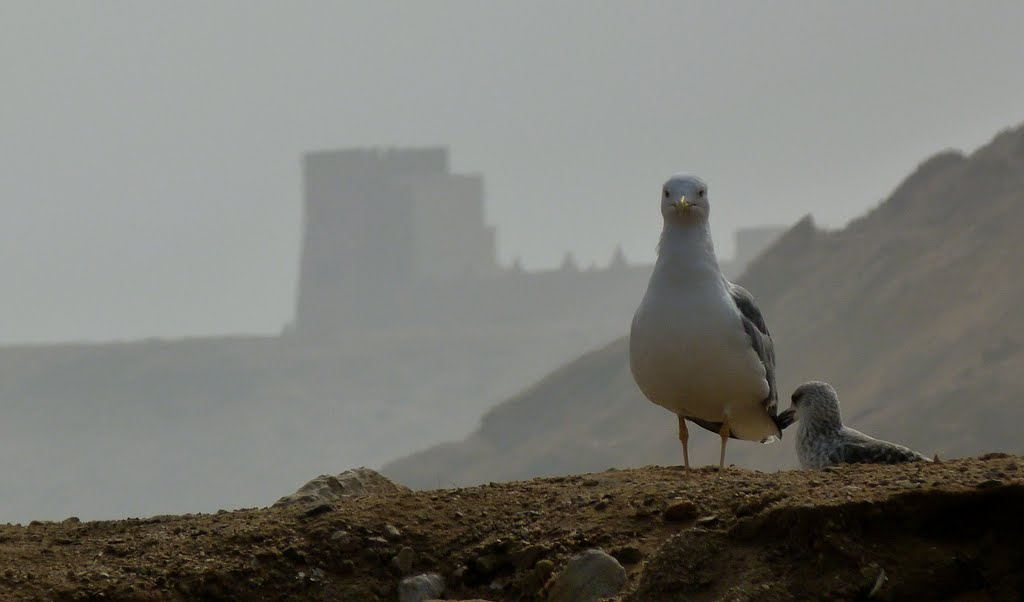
[630,174,794,471]
[791,381,931,469]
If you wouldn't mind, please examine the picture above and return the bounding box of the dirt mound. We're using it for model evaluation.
[633,479,1024,600]
[0,455,1021,600]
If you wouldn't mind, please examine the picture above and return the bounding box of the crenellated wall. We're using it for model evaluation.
[293,146,785,338]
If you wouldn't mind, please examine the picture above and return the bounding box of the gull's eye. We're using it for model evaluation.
[698,188,706,198]
[663,189,670,199]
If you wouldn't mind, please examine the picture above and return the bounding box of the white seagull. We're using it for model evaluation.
[629,174,794,471]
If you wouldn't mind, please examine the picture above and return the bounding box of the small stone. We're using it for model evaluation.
[534,559,555,578]
[366,536,389,547]
[977,479,1002,489]
[664,500,698,522]
[398,573,445,602]
[594,500,609,511]
[304,503,333,518]
[547,549,626,602]
[473,553,504,575]
[331,531,359,552]
[696,514,719,526]
[384,524,403,540]
[524,559,556,592]
[632,507,653,519]
[583,479,600,487]
[339,560,355,575]
[610,546,644,565]
[63,517,81,524]
[391,546,417,576]
[511,544,548,570]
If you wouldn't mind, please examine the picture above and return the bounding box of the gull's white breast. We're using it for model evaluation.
[629,276,771,439]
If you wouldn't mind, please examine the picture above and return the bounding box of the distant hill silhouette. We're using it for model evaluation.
[382,123,1024,488]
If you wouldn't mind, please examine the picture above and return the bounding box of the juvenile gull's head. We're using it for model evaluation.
[790,381,843,430]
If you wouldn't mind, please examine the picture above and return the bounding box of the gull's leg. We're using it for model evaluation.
[677,415,690,471]
[718,421,731,473]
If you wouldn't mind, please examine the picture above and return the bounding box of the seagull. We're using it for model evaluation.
[629,174,794,471]
[790,381,931,469]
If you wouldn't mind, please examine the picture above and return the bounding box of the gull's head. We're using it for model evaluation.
[661,174,709,223]
[790,381,843,428]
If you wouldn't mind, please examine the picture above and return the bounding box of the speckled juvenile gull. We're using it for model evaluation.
[629,174,794,471]
[791,381,931,469]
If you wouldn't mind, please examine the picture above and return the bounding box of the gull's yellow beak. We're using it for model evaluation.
[676,196,691,211]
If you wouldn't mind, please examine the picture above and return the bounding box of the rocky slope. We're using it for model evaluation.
[383,123,1024,488]
[0,456,1020,601]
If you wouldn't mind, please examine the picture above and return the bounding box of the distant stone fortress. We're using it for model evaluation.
[292,147,785,337]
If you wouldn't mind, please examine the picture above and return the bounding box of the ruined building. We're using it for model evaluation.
[293,147,785,337]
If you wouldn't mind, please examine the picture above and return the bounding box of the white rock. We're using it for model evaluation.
[398,573,445,602]
[547,549,626,602]
[273,467,410,508]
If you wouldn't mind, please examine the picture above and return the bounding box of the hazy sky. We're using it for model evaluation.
[2,1,1023,343]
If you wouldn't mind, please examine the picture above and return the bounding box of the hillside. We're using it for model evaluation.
[0,456,1020,601]
[0,322,629,523]
[383,123,1024,488]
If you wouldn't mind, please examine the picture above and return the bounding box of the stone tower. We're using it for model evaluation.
[295,147,496,336]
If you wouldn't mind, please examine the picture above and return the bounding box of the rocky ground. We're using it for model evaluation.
[1,454,1022,601]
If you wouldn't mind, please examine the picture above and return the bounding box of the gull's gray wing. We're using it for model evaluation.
[686,283,791,439]
[831,428,930,465]
[728,283,791,430]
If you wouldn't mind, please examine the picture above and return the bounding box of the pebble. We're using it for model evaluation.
[547,549,626,602]
[472,553,504,575]
[391,546,417,576]
[664,500,698,522]
[304,503,333,518]
[511,544,547,570]
[398,573,445,602]
[610,545,644,565]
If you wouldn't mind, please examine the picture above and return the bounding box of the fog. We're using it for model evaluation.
[1,2,1023,523]
[3,1,1023,343]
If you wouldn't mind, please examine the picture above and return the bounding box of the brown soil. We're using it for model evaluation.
[1,454,1021,601]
